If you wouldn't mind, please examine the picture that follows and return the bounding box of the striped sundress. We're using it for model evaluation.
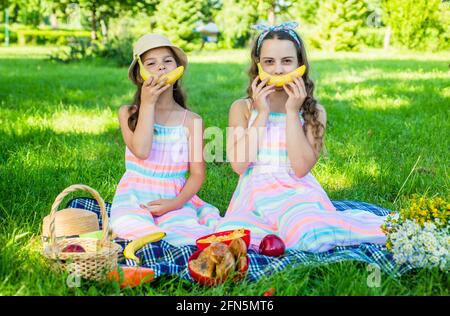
[216,101,388,252]
[110,109,221,246]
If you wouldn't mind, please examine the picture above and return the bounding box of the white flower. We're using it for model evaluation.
[388,219,449,271]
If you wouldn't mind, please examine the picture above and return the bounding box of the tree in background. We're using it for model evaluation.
[216,0,293,49]
[436,0,450,51]
[1,0,49,27]
[381,0,444,51]
[153,0,207,52]
[200,0,222,22]
[256,0,293,25]
[48,0,157,40]
[287,0,320,25]
[215,0,258,48]
[313,0,367,51]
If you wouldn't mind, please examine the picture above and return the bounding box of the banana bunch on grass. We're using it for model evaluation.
[123,232,166,264]
[136,54,184,84]
[257,63,306,87]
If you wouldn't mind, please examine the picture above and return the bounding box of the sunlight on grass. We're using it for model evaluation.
[188,49,249,64]
[316,172,355,192]
[364,159,381,178]
[360,95,410,109]
[26,108,117,134]
[440,87,450,98]
[322,69,385,85]
[0,45,57,59]
[382,71,449,80]
[310,48,450,61]
[313,163,356,193]
[331,86,377,101]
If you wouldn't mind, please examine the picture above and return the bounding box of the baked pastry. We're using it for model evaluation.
[189,254,216,278]
[209,242,230,264]
[189,244,216,278]
[235,256,247,272]
[215,247,236,280]
[229,238,247,258]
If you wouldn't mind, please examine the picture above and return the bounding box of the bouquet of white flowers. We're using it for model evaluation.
[382,196,449,271]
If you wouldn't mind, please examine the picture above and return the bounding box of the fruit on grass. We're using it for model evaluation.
[107,266,155,289]
[61,244,85,253]
[257,63,306,87]
[259,234,285,257]
[136,54,184,84]
[263,288,276,296]
[123,232,166,264]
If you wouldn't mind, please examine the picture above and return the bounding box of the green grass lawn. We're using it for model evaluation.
[0,45,449,295]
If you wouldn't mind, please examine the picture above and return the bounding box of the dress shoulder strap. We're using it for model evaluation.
[181,109,188,126]
[244,97,253,113]
[244,98,258,128]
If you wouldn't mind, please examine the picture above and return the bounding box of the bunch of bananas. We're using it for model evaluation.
[136,54,184,84]
[257,63,306,87]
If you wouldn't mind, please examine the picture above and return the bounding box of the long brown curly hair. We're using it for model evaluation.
[246,30,325,153]
[127,47,188,132]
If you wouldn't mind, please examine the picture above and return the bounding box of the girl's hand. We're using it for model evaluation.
[140,76,171,108]
[140,199,182,217]
[283,76,307,113]
[251,76,275,114]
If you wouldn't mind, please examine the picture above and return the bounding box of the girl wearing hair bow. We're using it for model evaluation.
[217,22,388,252]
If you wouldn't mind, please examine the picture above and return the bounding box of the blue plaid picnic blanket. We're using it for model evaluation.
[67,198,414,281]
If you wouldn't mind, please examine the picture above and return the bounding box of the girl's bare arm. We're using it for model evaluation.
[172,112,205,207]
[286,104,326,177]
[118,104,155,160]
[227,99,270,175]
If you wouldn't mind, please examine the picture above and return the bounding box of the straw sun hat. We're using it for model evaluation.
[128,34,188,84]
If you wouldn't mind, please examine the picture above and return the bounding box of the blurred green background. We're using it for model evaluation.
[1,0,449,63]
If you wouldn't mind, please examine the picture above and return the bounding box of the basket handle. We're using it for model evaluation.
[49,184,110,248]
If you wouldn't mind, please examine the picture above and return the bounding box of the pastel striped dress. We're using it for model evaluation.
[216,100,388,252]
[110,109,221,246]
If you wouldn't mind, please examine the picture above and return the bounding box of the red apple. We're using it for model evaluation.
[259,234,285,257]
[62,244,85,253]
[263,288,276,296]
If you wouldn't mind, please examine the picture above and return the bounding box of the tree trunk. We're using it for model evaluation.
[100,19,108,43]
[4,8,9,47]
[268,6,276,25]
[91,4,97,41]
[50,13,58,29]
[384,26,391,50]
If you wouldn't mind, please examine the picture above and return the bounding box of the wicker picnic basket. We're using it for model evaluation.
[42,184,123,281]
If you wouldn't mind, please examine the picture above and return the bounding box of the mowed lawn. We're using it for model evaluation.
[0,46,449,295]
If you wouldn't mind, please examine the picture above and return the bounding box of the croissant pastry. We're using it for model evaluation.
[208,242,230,264]
[189,247,216,278]
[215,246,236,280]
[229,238,247,258]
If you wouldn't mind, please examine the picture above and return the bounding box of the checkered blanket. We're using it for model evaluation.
[67,198,414,281]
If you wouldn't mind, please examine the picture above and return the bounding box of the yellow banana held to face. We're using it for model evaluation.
[257,63,306,87]
[123,231,166,264]
[135,54,184,84]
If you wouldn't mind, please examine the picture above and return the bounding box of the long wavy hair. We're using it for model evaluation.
[246,30,325,153]
[128,47,188,132]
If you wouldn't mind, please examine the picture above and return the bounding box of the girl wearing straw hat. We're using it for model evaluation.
[110,34,221,246]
